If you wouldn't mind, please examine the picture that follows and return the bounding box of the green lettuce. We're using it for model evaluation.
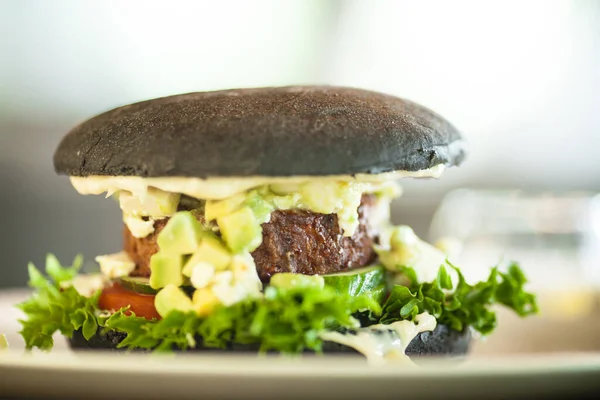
[17,254,100,350]
[18,255,380,353]
[103,285,379,353]
[380,261,538,335]
[17,255,536,352]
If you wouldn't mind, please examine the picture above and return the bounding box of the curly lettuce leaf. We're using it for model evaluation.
[18,255,381,353]
[381,261,538,335]
[200,285,379,353]
[18,254,536,352]
[17,255,100,350]
[103,285,380,353]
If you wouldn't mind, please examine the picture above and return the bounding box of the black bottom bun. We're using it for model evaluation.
[69,323,471,357]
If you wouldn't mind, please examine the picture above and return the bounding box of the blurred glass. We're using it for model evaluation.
[429,189,600,290]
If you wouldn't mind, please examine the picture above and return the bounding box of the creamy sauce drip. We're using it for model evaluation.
[320,312,437,365]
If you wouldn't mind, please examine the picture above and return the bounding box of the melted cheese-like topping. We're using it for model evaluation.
[320,312,437,365]
[70,166,442,239]
[95,251,136,279]
[69,165,445,201]
[60,273,108,297]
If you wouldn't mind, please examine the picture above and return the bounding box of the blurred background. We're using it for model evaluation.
[1,0,600,289]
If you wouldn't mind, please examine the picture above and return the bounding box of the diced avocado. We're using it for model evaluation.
[182,237,232,277]
[390,225,420,248]
[377,226,448,281]
[244,190,274,224]
[217,206,263,253]
[156,211,204,255]
[192,288,221,316]
[154,285,194,318]
[204,192,246,221]
[299,181,362,236]
[336,206,361,237]
[271,192,302,210]
[299,181,344,214]
[376,225,421,268]
[149,253,184,289]
[270,273,325,290]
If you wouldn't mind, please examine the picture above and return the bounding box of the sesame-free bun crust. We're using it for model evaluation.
[54,86,466,178]
[68,323,471,357]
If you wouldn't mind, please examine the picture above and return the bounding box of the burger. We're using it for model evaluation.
[18,86,537,362]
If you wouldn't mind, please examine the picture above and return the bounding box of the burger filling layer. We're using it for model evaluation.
[16,171,537,361]
[86,179,401,319]
[123,194,379,282]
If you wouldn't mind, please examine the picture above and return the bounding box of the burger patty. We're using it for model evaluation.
[252,194,378,281]
[124,194,379,282]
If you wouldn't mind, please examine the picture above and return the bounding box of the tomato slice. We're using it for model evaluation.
[99,282,161,320]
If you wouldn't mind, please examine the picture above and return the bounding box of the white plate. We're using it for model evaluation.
[2,289,600,399]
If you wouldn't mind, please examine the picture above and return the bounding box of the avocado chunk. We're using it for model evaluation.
[244,190,274,224]
[192,288,221,316]
[156,211,204,255]
[182,237,232,277]
[270,192,302,210]
[149,252,184,289]
[299,181,362,236]
[154,285,194,318]
[217,206,263,254]
[377,225,447,279]
[204,193,246,221]
[270,273,325,290]
[299,181,347,214]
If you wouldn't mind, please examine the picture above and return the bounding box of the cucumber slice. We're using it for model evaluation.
[322,265,386,303]
[118,276,159,295]
[118,276,194,296]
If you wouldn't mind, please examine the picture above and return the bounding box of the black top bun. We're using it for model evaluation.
[54,86,467,178]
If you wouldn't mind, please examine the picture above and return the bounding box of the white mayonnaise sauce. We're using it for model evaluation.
[320,312,437,365]
[69,165,445,201]
[70,166,442,238]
